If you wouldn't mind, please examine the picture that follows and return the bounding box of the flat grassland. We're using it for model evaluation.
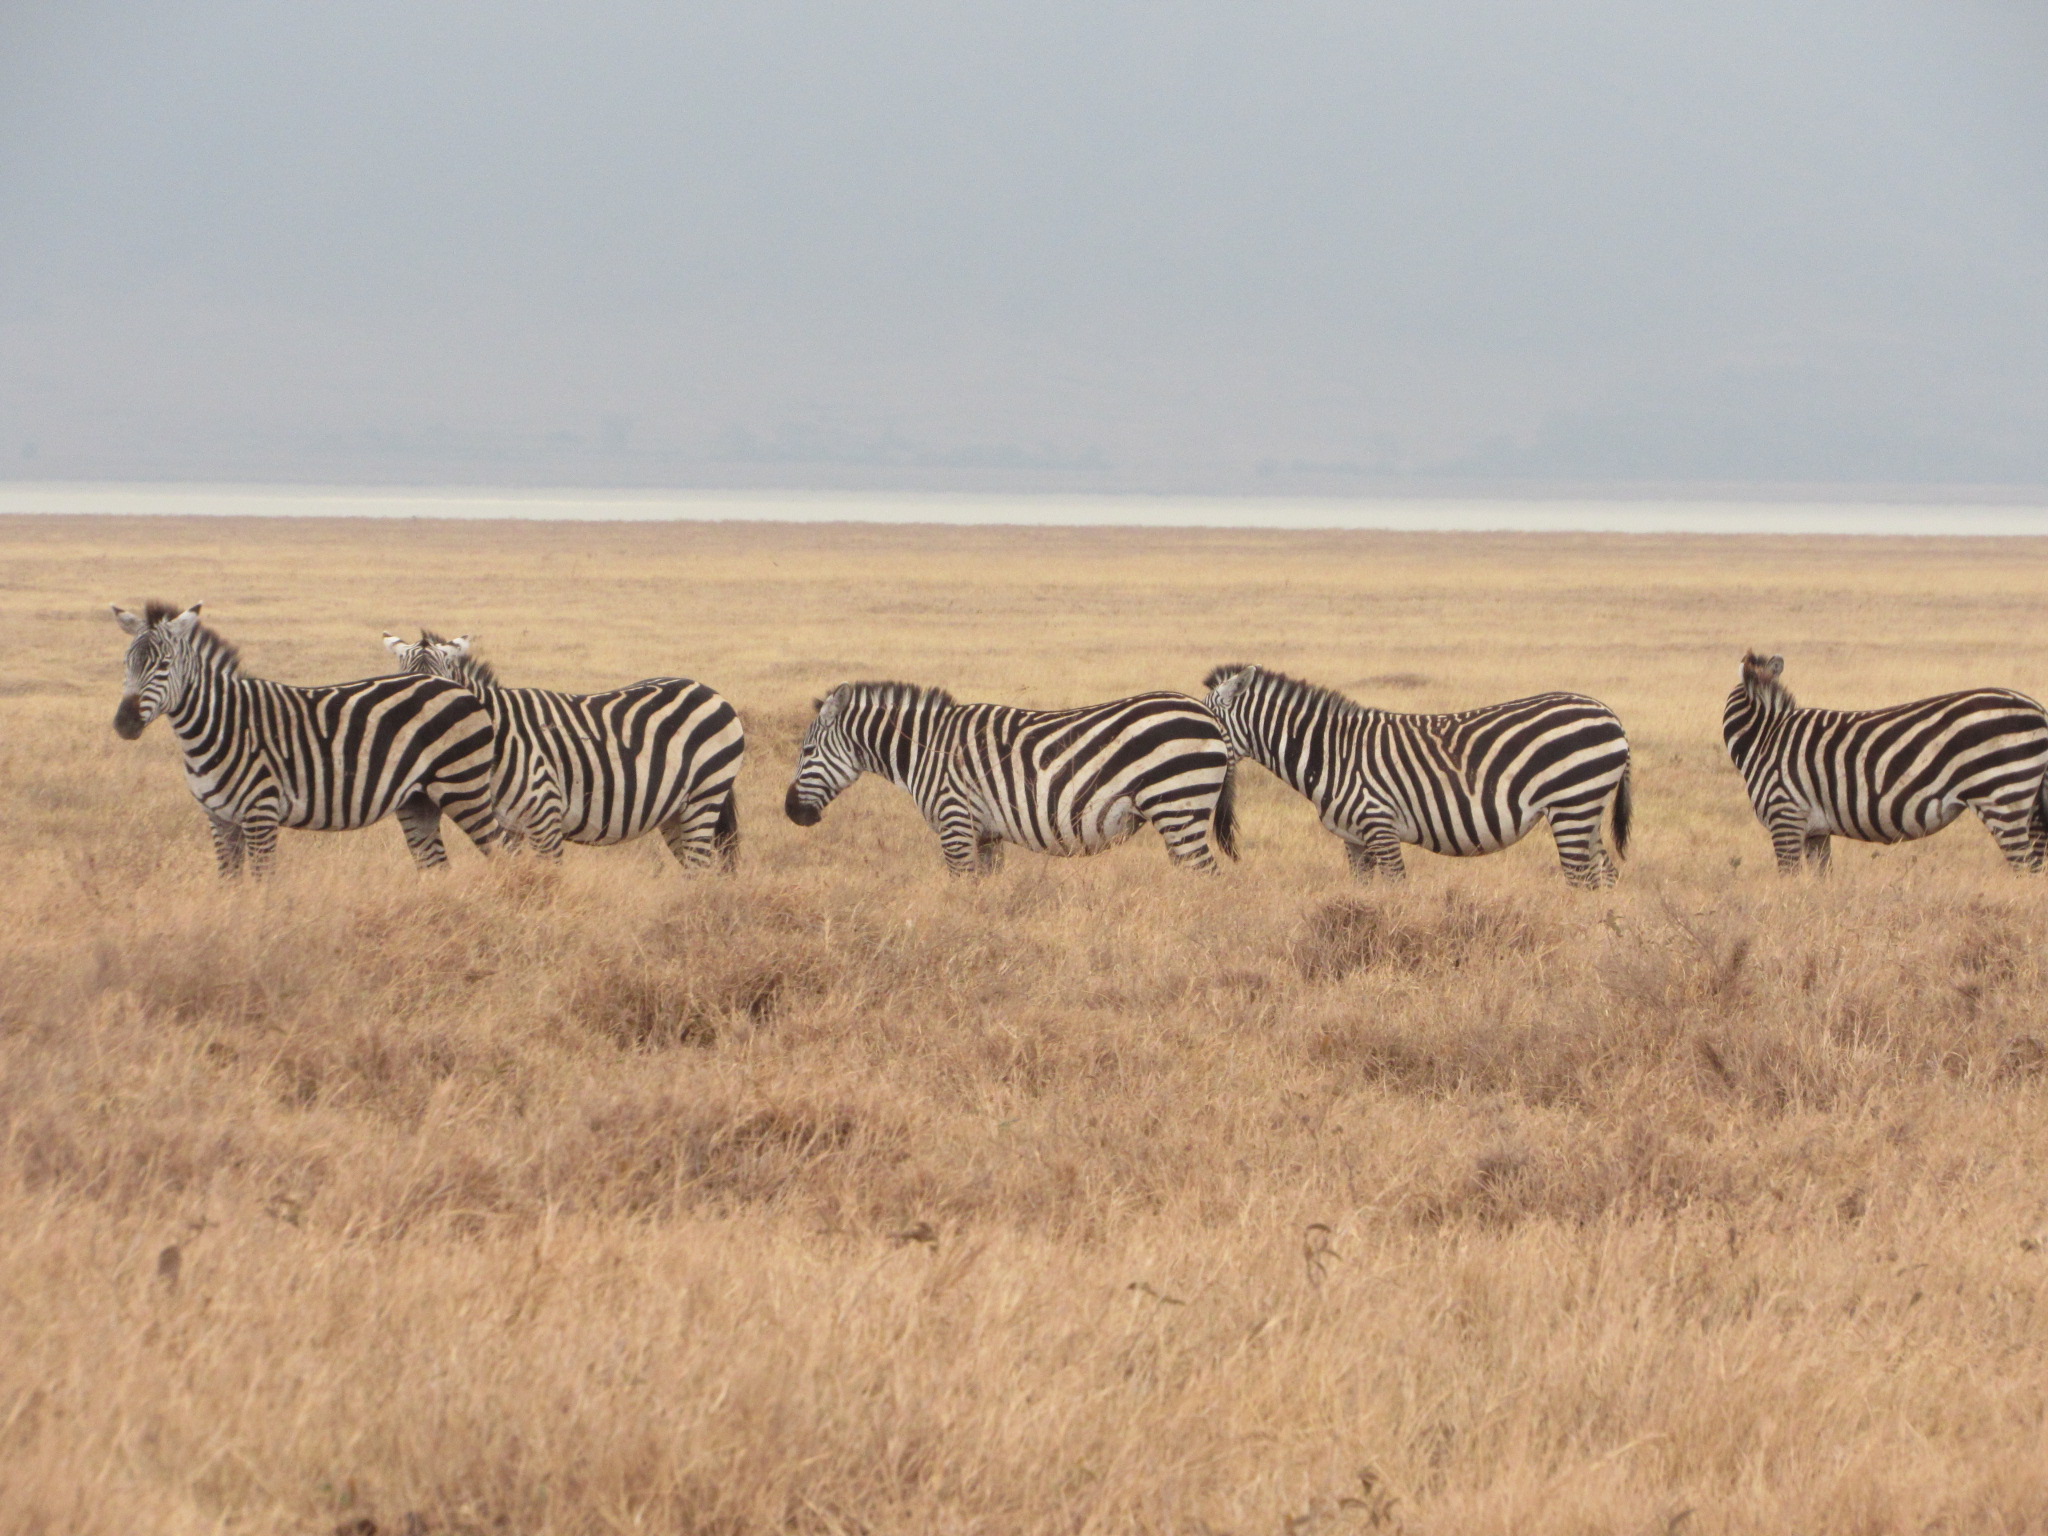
[6,515,2048,1535]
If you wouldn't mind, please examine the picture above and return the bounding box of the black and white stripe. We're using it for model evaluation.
[384,633,744,870]
[112,603,502,874]
[783,681,1236,873]
[1204,664,1631,887]
[1723,651,2048,872]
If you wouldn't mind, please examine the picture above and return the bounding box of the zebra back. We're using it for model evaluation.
[788,680,1234,867]
[1723,652,2048,847]
[1205,663,1629,874]
[385,633,744,851]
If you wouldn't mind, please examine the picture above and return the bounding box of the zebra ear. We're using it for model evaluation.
[111,605,146,636]
[1768,655,1784,679]
[447,635,474,655]
[166,604,203,639]
[1208,665,1254,707]
[383,633,408,657]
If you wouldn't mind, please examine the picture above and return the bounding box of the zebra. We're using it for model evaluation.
[784,681,1237,873]
[111,602,503,875]
[1722,651,2048,873]
[382,632,744,870]
[1203,664,1631,887]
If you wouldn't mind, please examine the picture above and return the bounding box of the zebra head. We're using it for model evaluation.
[110,602,211,738]
[786,681,945,826]
[1724,651,1792,765]
[383,631,492,688]
[785,686,860,827]
[1202,663,1260,756]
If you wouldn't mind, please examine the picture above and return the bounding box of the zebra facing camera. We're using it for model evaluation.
[105,604,743,877]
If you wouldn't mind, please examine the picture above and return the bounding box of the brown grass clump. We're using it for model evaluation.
[7,514,2048,1533]
[1292,886,1556,978]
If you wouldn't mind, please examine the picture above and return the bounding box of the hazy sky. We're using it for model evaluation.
[4,2,2047,491]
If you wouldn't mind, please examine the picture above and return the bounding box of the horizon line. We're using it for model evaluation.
[7,479,2048,537]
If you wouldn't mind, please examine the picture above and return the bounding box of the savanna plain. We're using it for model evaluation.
[8,514,2048,1536]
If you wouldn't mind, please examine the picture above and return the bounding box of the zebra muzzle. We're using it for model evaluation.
[784,784,822,826]
[113,696,146,739]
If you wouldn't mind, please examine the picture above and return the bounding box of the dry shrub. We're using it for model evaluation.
[1944,898,2038,1017]
[1292,888,1555,981]
[1412,1121,1729,1230]
[565,963,761,1048]
[563,1090,895,1218]
[1355,671,1431,690]
[1594,903,1754,1017]
[560,888,850,1048]
[9,1107,256,1211]
[265,1019,493,1120]
[92,926,324,1029]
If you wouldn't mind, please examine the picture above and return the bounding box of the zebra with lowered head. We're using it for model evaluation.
[1723,651,2048,873]
[1203,664,1631,886]
[111,603,503,874]
[784,681,1237,873]
[383,632,744,870]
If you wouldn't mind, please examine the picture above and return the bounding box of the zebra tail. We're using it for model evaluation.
[712,789,740,871]
[1213,762,1240,861]
[1611,761,1632,861]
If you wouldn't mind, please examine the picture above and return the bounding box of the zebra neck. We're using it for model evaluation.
[1242,710,1352,803]
[850,703,950,786]
[1723,696,1780,770]
[164,671,253,749]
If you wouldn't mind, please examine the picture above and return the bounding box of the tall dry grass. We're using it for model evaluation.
[5,515,2048,1533]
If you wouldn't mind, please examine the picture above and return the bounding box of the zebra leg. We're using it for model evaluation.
[516,810,563,860]
[975,832,1006,874]
[520,761,566,859]
[1802,833,1832,872]
[241,813,281,878]
[1150,810,1220,871]
[1764,814,1808,873]
[1134,792,1224,872]
[932,801,986,875]
[1546,805,1614,889]
[1343,820,1406,880]
[711,791,740,871]
[207,813,247,877]
[432,782,506,860]
[396,793,451,869]
[1974,798,2042,871]
[658,796,730,872]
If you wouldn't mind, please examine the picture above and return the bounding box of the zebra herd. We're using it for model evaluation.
[111,603,2048,883]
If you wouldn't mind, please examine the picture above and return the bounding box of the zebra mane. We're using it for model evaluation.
[1740,652,1795,711]
[143,601,242,674]
[832,680,956,713]
[1207,664,1363,716]
[419,631,498,688]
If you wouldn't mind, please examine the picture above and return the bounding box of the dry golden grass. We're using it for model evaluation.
[7,513,2048,1534]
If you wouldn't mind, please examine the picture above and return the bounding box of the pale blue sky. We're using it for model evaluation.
[4,2,2046,490]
